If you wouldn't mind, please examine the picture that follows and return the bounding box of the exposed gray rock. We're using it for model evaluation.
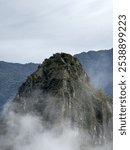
[9,53,112,143]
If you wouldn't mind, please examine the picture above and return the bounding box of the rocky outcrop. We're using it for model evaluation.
[9,53,112,142]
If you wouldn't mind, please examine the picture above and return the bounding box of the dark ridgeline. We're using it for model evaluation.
[9,53,112,143]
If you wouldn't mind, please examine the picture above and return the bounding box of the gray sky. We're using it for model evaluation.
[0,0,112,63]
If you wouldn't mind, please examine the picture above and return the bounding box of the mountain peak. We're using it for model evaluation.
[9,53,112,142]
[15,53,89,98]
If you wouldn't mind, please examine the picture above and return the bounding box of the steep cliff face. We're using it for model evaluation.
[10,53,112,141]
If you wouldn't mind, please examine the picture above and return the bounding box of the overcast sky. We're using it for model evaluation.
[0,0,112,63]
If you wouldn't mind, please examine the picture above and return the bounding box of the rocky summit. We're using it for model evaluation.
[9,53,112,142]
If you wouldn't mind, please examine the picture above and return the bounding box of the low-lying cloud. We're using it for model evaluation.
[0,111,81,150]
[0,110,112,150]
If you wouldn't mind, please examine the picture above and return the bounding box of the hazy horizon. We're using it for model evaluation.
[0,48,112,64]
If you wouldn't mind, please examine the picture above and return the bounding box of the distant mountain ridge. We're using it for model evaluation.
[74,48,113,96]
[0,61,38,110]
[0,49,113,110]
